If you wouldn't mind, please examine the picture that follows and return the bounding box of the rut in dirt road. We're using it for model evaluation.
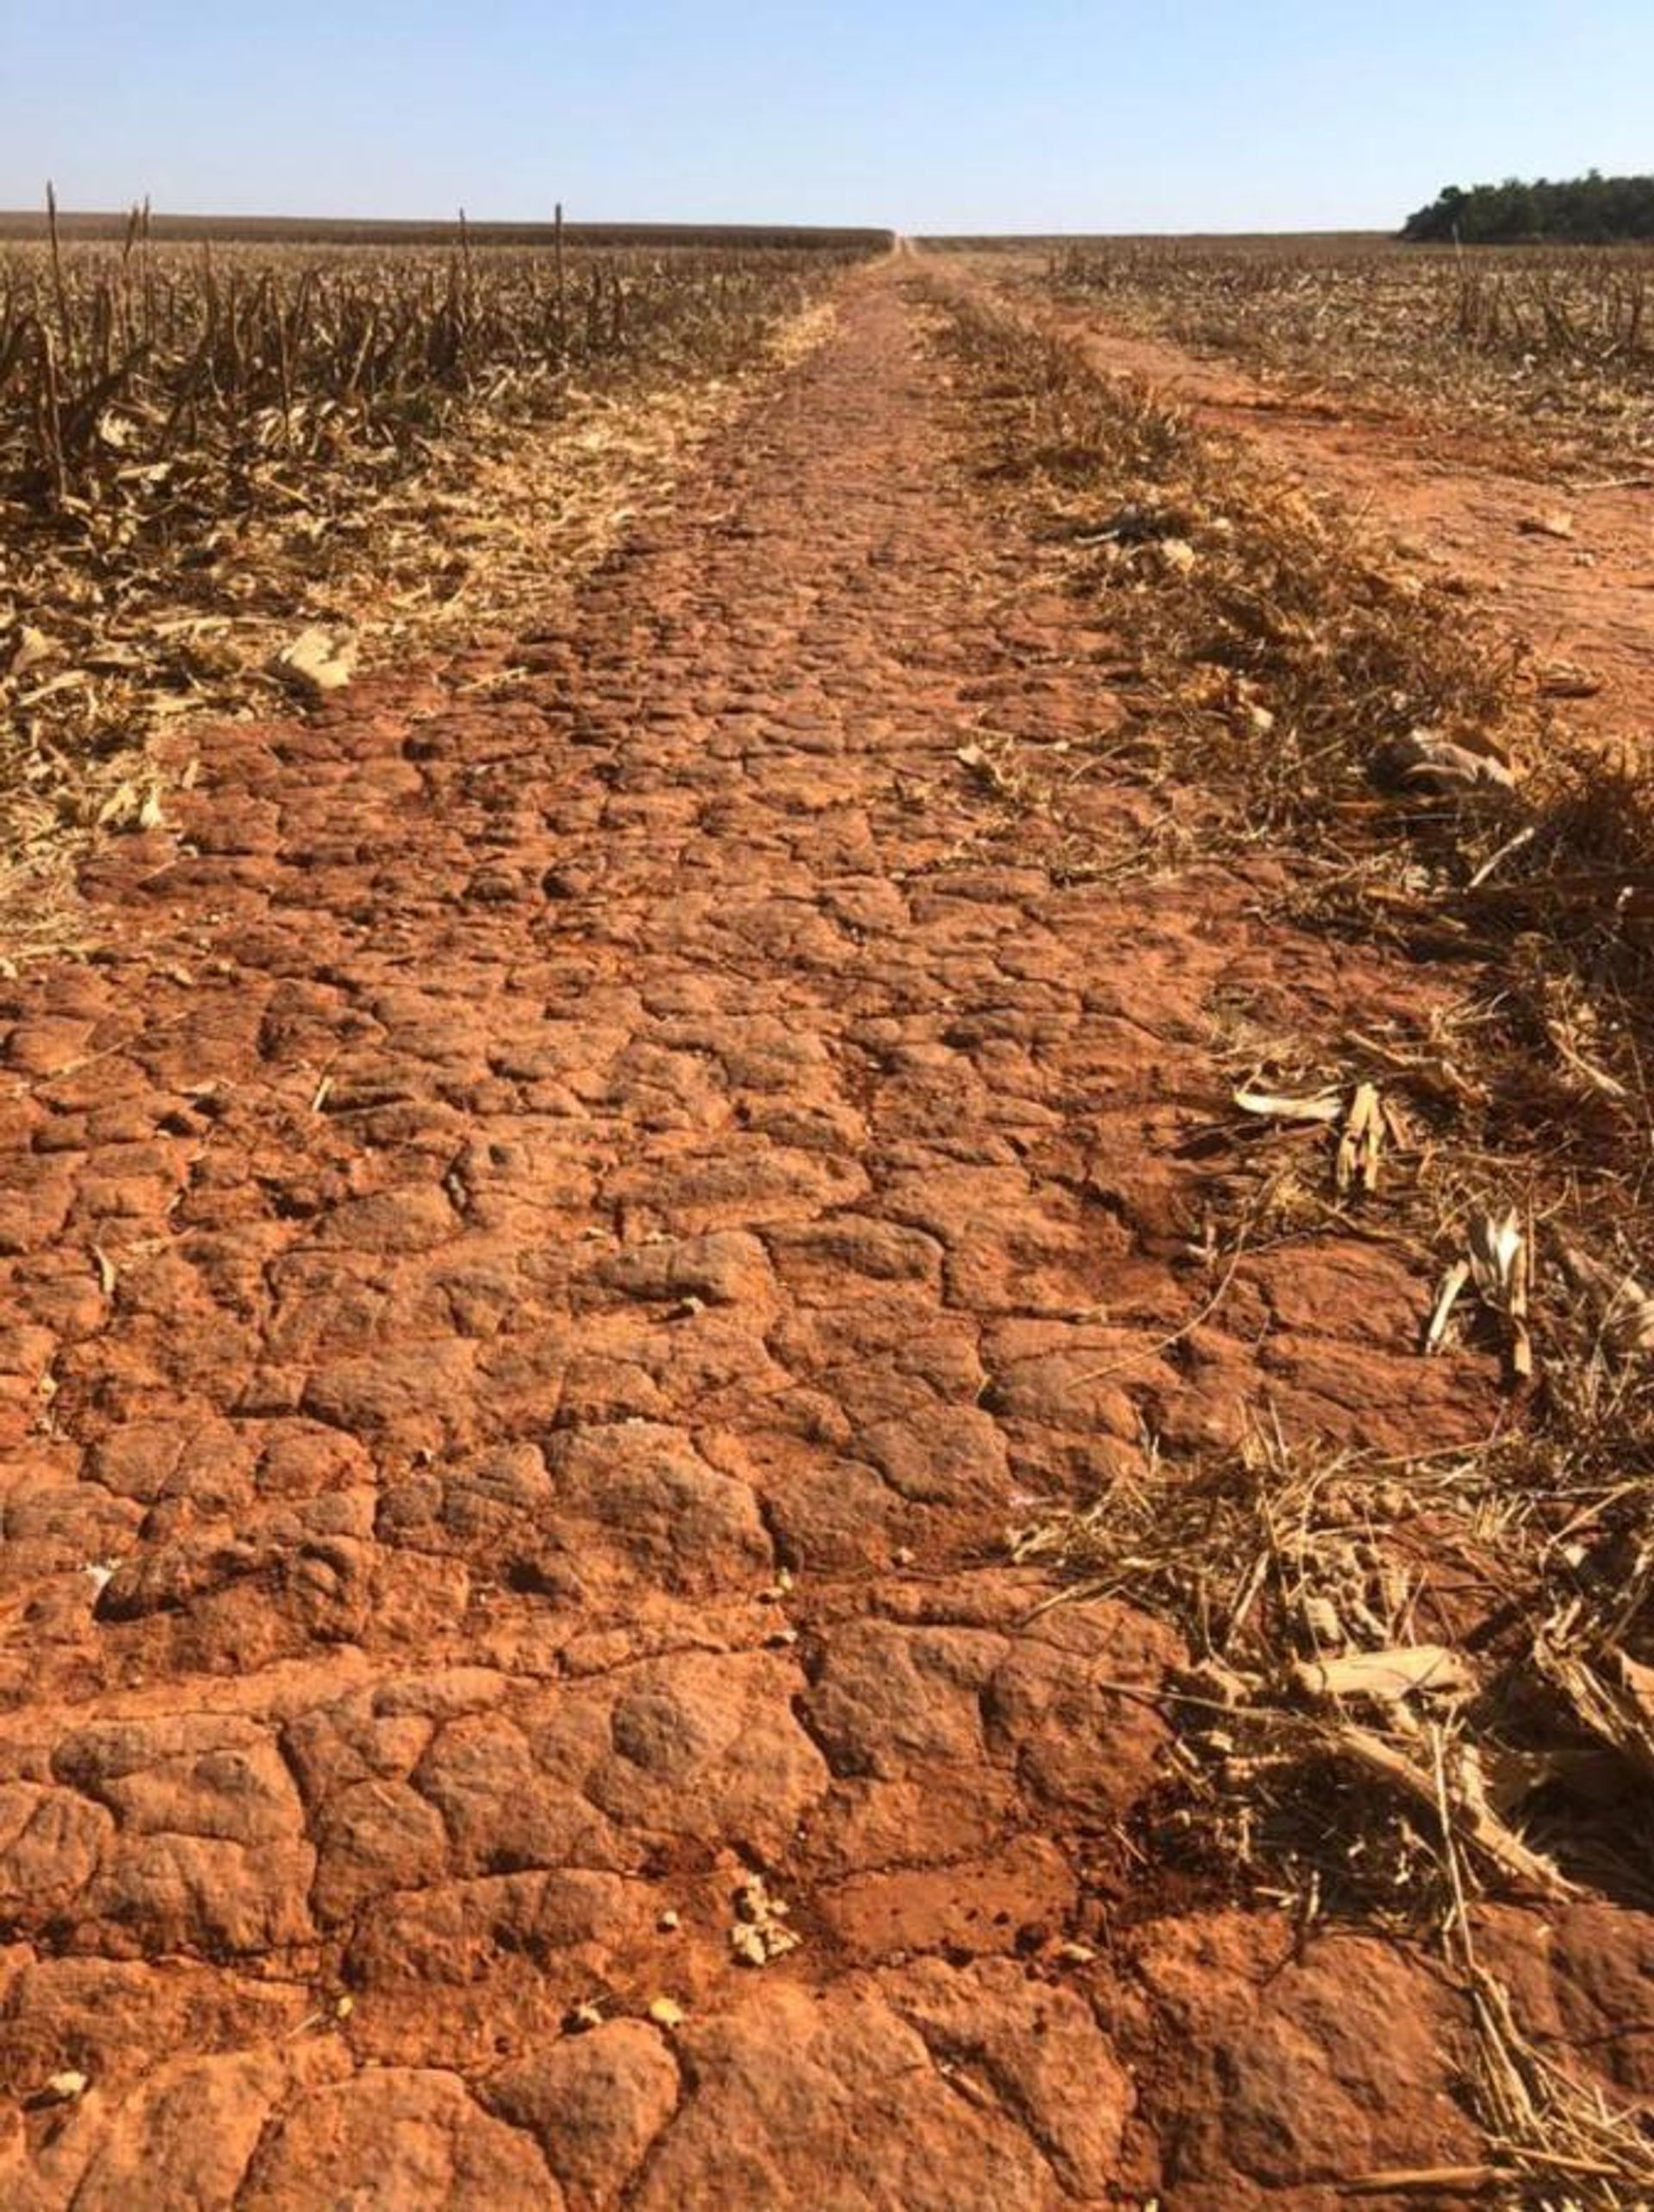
[0,264,1522,2206]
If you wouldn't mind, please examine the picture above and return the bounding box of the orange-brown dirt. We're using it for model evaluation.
[0,258,1647,2207]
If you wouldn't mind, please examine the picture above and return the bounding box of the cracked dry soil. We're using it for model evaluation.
[0,260,1638,2209]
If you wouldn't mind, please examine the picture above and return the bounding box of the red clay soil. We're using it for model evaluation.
[1032,303,1654,755]
[0,261,1645,2207]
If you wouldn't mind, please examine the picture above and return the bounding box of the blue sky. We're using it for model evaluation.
[7,1,1651,233]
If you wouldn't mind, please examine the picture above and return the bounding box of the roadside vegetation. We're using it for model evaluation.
[927,271,1654,2202]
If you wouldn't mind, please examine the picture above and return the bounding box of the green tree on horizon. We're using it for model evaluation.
[1402,171,1654,244]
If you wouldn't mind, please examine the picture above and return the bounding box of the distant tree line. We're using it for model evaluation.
[1402,172,1654,244]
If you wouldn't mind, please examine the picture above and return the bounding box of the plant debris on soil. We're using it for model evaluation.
[0,223,870,960]
[927,264,1654,2203]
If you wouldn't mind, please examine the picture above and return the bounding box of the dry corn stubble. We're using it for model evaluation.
[930,275,1654,1277]
[1027,237,1654,476]
[0,229,880,961]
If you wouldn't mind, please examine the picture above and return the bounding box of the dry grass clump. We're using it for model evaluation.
[1041,239,1654,472]
[1014,1403,1654,1900]
[1016,1415,1654,2203]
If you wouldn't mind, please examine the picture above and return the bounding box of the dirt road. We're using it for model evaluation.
[0,262,1635,2207]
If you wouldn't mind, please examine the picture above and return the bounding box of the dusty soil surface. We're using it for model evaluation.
[1019,294,1654,755]
[0,259,1645,2206]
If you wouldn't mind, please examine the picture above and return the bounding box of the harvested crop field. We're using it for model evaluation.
[2,231,1654,2207]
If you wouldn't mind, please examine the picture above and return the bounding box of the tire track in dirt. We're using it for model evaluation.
[0,261,1597,2206]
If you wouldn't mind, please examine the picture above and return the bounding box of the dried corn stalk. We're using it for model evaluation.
[1427,1208,1533,1379]
[1234,1083,1344,1124]
[1471,1208,1533,1380]
[1324,1720,1571,1897]
[1290,1643,1472,1706]
[1334,1081,1384,1196]
[1235,1077,1393,1199]
[1557,1240,1654,1357]
[1535,1637,1654,1788]
[1424,1259,1473,1355]
[1373,726,1516,794]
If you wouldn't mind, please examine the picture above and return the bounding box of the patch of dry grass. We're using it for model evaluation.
[1016,1413,1654,2203]
[936,285,1532,817]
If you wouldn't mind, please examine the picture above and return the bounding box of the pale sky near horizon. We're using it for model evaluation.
[5,1,1651,235]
